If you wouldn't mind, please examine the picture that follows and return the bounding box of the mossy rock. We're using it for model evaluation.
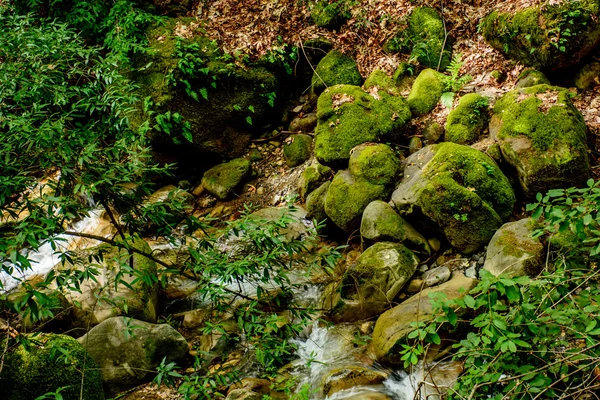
[201,158,252,199]
[314,85,411,167]
[372,273,478,364]
[385,7,452,70]
[575,62,600,90]
[348,143,401,186]
[297,161,333,200]
[515,69,550,88]
[391,143,516,254]
[490,84,589,198]
[364,70,401,96]
[322,366,388,397]
[310,0,350,30]
[311,50,363,95]
[283,134,313,167]
[360,200,431,255]
[483,218,544,277]
[60,235,158,328]
[480,1,600,70]
[324,170,389,232]
[328,242,419,322]
[0,334,104,400]
[306,181,331,224]
[445,93,489,144]
[131,18,279,160]
[407,69,444,117]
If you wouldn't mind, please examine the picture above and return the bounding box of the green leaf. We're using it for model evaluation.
[464,295,476,308]
[440,92,455,108]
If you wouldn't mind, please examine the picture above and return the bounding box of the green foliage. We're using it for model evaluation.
[440,54,473,108]
[527,179,600,258]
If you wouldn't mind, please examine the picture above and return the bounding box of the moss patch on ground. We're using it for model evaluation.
[1,334,104,400]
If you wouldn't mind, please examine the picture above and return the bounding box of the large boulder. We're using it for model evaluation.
[283,134,313,167]
[385,7,452,70]
[60,236,159,328]
[490,85,589,198]
[480,1,600,71]
[324,170,389,232]
[445,93,489,145]
[314,85,411,167]
[483,218,544,277]
[407,69,444,117]
[79,317,189,395]
[311,50,363,94]
[391,143,516,254]
[371,273,477,364]
[131,19,279,160]
[327,242,419,322]
[360,200,431,255]
[201,158,252,200]
[297,161,332,200]
[0,333,104,400]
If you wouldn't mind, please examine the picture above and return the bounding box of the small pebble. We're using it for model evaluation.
[406,279,424,293]
[422,266,451,287]
[257,187,264,195]
[465,265,478,279]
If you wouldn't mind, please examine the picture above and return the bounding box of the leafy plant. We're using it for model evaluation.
[440,54,473,108]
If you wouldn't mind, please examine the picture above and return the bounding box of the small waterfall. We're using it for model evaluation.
[1,208,111,292]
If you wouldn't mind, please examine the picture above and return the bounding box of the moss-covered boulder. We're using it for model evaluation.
[283,134,313,167]
[201,158,252,199]
[407,69,444,117]
[306,181,330,224]
[391,143,516,254]
[575,61,600,90]
[372,273,477,364]
[79,317,189,395]
[324,170,389,232]
[483,218,544,277]
[364,70,401,96]
[0,334,104,400]
[385,7,452,70]
[445,93,489,144]
[480,1,600,71]
[131,18,279,160]
[310,0,350,30]
[328,242,419,322]
[348,143,401,186]
[361,200,431,255]
[60,236,158,328]
[311,50,363,95]
[315,85,411,167]
[515,69,551,88]
[297,161,333,200]
[490,85,589,198]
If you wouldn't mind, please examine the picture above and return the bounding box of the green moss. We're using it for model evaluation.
[480,2,600,70]
[132,18,279,158]
[515,69,550,88]
[314,84,411,167]
[364,70,400,95]
[324,170,389,232]
[310,0,350,29]
[493,85,587,152]
[311,50,363,95]
[348,143,401,186]
[445,93,489,144]
[298,162,332,200]
[407,69,443,116]
[0,334,104,400]
[385,7,452,70]
[283,134,313,167]
[306,181,330,223]
[492,85,589,197]
[201,158,252,199]
[575,62,600,90]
